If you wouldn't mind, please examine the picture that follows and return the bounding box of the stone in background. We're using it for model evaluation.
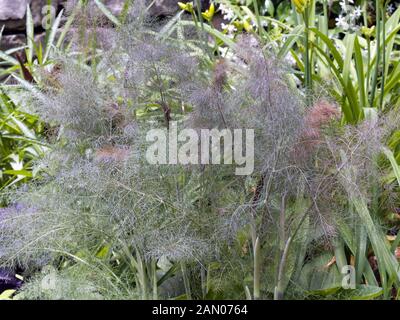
[0,0,209,51]
[0,0,28,21]
[0,0,206,31]
[0,0,61,31]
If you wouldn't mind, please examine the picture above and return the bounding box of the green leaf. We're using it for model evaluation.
[0,289,16,300]
[353,36,367,109]
[348,189,400,286]
[355,225,368,285]
[299,253,342,296]
[382,147,400,187]
[158,11,184,40]
[179,20,236,48]
[57,1,82,48]
[342,33,356,87]
[96,244,110,259]
[340,285,383,300]
[264,0,274,16]
[94,0,121,26]
[9,115,36,139]
[311,32,362,123]
[26,4,34,64]
[278,25,304,59]
[43,9,64,63]
[0,50,19,66]
[3,170,33,177]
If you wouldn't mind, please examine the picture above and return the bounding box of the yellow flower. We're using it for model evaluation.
[178,2,194,14]
[292,0,309,14]
[202,3,215,22]
[243,19,253,32]
[361,25,375,38]
[233,20,244,31]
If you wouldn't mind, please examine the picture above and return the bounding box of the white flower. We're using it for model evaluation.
[350,6,362,20]
[339,0,348,12]
[219,46,229,57]
[219,4,235,20]
[354,6,362,17]
[387,3,396,14]
[219,3,228,13]
[339,0,354,12]
[223,11,235,20]
[335,15,349,30]
[221,23,237,34]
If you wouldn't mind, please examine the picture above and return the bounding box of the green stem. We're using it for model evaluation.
[379,4,386,110]
[181,262,192,299]
[253,237,261,300]
[191,11,199,29]
[193,0,211,59]
[323,0,328,37]
[363,0,368,27]
[209,23,221,58]
[206,264,212,296]
[274,237,292,300]
[333,238,347,271]
[137,253,148,300]
[274,195,288,300]
[366,37,371,95]
[370,0,381,108]
[119,0,133,25]
[195,0,205,34]
[304,6,312,101]
[252,0,263,37]
[152,260,158,300]
[201,265,207,298]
